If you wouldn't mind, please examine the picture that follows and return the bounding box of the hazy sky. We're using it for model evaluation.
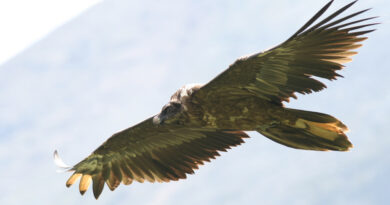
[0,0,101,65]
[0,0,389,204]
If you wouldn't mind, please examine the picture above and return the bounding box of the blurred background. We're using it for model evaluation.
[0,0,389,204]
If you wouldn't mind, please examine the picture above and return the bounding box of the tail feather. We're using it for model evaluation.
[286,108,348,131]
[257,108,352,151]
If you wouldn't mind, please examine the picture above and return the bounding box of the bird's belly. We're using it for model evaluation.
[201,97,287,130]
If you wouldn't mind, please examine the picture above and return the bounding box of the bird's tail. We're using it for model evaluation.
[257,108,352,151]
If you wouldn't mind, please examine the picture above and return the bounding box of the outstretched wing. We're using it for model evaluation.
[193,0,377,104]
[62,117,248,199]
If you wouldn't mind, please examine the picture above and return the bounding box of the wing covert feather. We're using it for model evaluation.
[194,1,377,104]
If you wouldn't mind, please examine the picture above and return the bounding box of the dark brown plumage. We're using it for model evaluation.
[55,0,377,199]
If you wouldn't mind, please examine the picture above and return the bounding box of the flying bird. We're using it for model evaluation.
[55,0,377,199]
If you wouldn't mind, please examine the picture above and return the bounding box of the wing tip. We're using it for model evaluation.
[79,175,92,195]
[66,173,82,187]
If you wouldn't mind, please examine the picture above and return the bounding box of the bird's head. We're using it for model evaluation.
[153,101,183,125]
[153,83,203,125]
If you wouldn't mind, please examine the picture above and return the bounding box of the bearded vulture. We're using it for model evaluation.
[55,0,377,199]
